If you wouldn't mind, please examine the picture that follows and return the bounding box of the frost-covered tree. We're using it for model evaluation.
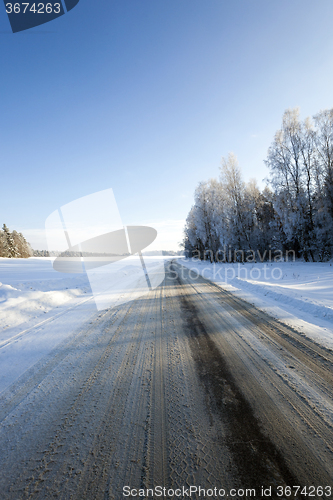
[312,109,333,259]
[313,109,333,216]
[253,186,280,256]
[0,224,33,258]
[2,224,19,258]
[12,230,33,258]
[183,206,199,258]
[183,180,222,261]
[219,153,245,251]
[265,109,318,260]
[219,154,261,259]
[0,230,6,257]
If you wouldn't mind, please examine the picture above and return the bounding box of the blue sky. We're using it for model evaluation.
[1,0,333,250]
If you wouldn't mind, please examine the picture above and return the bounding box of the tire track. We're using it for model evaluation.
[0,304,130,424]
[146,281,169,488]
[161,271,238,492]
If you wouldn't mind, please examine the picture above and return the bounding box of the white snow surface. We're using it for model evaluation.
[0,257,91,331]
[178,258,333,350]
[0,257,96,393]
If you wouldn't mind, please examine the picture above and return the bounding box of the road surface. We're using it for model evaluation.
[0,261,332,499]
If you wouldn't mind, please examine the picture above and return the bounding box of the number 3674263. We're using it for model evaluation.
[5,3,61,14]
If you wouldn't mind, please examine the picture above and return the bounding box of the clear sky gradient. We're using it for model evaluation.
[1,0,333,249]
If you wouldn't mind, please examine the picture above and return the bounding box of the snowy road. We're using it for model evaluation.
[0,261,332,499]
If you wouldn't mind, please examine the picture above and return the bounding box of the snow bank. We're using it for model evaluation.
[178,258,333,350]
[0,257,91,332]
[0,255,169,333]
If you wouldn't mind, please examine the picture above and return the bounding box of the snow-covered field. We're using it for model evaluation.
[178,258,333,350]
[0,257,91,332]
[0,255,166,333]
[0,258,95,392]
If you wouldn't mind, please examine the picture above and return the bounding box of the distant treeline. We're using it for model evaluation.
[0,225,183,259]
[0,224,33,258]
[183,108,333,263]
[32,249,184,257]
[33,249,50,257]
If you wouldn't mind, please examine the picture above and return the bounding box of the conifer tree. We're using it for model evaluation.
[2,224,19,258]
